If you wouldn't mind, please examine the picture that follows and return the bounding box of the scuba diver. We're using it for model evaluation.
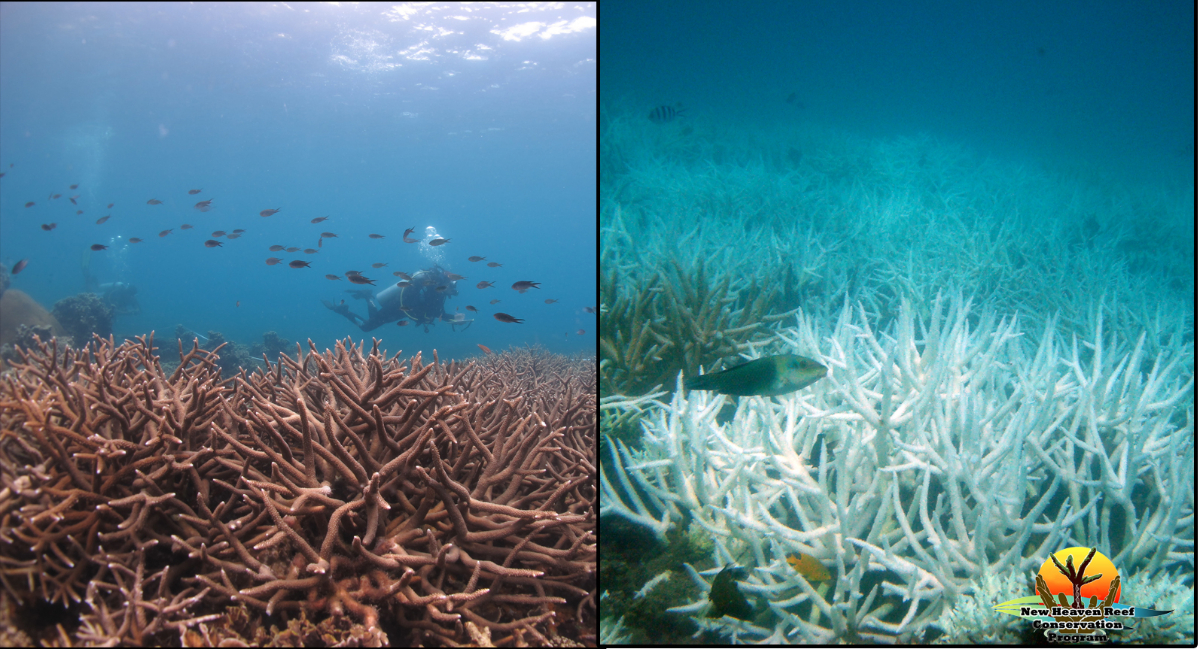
[82,242,140,316]
[323,264,472,333]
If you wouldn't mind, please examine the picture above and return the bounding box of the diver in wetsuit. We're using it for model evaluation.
[322,265,472,332]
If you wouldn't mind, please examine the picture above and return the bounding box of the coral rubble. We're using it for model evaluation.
[0,335,595,646]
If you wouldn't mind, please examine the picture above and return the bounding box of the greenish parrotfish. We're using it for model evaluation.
[685,354,827,397]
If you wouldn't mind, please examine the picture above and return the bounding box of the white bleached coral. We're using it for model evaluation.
[601,292,1193,642]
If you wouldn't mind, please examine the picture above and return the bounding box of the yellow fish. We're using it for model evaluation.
[786,553,831,581]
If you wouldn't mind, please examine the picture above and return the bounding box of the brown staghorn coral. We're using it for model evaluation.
[0,334,595,646]
[600,257,786,397]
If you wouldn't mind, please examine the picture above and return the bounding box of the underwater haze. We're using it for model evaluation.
[0,2,597,362]
[600,0,1193,645]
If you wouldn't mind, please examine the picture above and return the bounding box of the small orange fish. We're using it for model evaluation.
[189,189,202,195]
[159,229,173,237]
[325,274,341,280]
[266,257,282,265]
[477,344,493,355]
[369,233,385,239]
[786,553,831,581]
[96,216,110,224]
[129,238,142,243]
[288,260,310,268]
[402,227,419,243]
[181,224,193,230]
[468,256,485,262]
[147,199,162,205]
[429,238,450,246]
[372,262,387,268]
[477,281,494,289]
[269,245,285,251]
[90,244,108,251]
[311,217,328,224]
[260,208,281,217]
[493,313,523,324]
[204,240,223,247]
[487,262,502,268]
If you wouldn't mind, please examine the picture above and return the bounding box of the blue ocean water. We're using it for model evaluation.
[603,0,1193,190]
[0,3,596,363]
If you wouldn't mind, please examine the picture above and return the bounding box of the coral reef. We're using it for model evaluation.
[600,101,1193,646]
[199,330,254,376]
[600,242,788,397]
[599,592,630,645]
[601,294,1193,642]
[50,293,112,347]
[172,326,258,377]
[0,335,595,646]
[249,331,293,362]
[0,325,71,370]
[0,290,67,351]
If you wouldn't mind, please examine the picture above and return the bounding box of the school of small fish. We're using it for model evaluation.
[3,174,596,350]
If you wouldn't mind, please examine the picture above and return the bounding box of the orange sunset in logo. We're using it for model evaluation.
[1037,547,1121,606]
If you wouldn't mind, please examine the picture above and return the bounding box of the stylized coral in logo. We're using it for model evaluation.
[1036,547,1121,609]
[1033,547,1120,640]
